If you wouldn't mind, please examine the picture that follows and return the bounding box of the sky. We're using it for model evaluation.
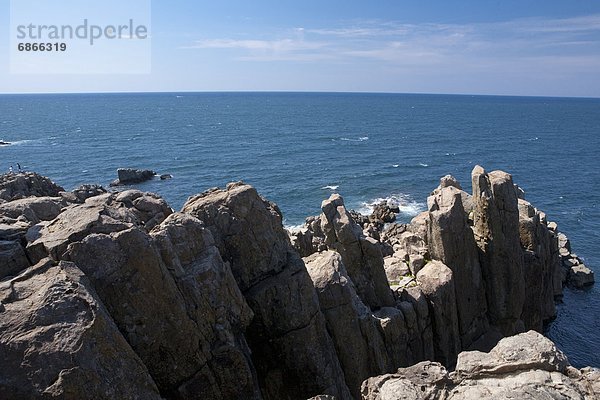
[1,0,600,96]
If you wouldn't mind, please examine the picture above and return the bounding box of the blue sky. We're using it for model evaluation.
[1,0,600,96]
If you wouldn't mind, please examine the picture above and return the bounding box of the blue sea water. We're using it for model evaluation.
[1,92,599,367]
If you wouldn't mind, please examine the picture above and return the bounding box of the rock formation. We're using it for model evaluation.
[361,331,600,399]
[0,167,596,400]
[110,168,156,186]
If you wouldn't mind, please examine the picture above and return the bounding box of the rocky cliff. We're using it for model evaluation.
[0,169,596,399]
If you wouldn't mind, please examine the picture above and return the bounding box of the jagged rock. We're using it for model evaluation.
[369,202,398,227]
[160,174,173,180]
[0,240,30,279]
[518,198,560,330]
[110,168,156,186]
[426,185,488,349]
[416,260,461,367]
[0,259,162,399]
[183,183,351,400]
[383,256,410,283]
[27,191,171,262]
[399,287,435,362]
[288,226,316,257]
[471,165,525,335]
[361,331,599,400]
[320,194,395,309]
[305,250,391,398]
[0,172,65,201]
[568,264,595,288]
[61,184,107,203]
[0,196,65,224]
[361,361,450,400]
[62,212,259,399]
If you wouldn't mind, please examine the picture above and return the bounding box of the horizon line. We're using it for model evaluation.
[0,89,599,100]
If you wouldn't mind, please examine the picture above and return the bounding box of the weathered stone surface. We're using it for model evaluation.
[416,260,461,367]
[426,185,488,348]
[61,184,107,204]
[361,331,599,400]
[471,165,525,335]
[0,196,65,224]
[518,198,560,331]
[0,172,64,201]
[27,191,171,262]
[63,213,259,399]
[0,259,162,399]
[288,226,316,257]
[383,256,410,283]
[361,361,451,400]
[0,240,30,279]
[399,286,435,362]
[183,183,351,400]
[320,194,394,309]
[305,250,389,398]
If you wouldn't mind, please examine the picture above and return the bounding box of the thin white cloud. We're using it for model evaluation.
[181,14,600,67]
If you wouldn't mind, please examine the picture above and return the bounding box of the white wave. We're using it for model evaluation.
[392,164,399,168]
[340,136,369,142]
[355,193,425,218]
[419,163,429,167]
[321,185,339,190]
[283,223,306,232]
[5,139,32,146]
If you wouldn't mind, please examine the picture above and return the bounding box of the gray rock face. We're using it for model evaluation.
[518,198,560,331]
[426,185,488,349]
[26,191,172,263]
[62,184,107,203]
[471,166,525,335]
[305,250,390,398]
[182,183,351,400]
[0,259,162,399]
[320,194,395,309]
[416,260,461,367]
[361,331,599,400]
[63,212,259,399]
[0,172,65,201]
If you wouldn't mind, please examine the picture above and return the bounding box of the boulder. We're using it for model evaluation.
[320,194,395,309]
[182,183,351,400]
[369,201,398,227]
[0,259,162,399]
[416,260,461,367]
[471,165,525,335]
[0,172,64,201]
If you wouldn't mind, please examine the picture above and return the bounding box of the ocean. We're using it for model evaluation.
[1,92,598,367]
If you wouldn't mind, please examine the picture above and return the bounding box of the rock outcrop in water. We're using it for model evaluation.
[0,167,597,399]
[110,168,156,186]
